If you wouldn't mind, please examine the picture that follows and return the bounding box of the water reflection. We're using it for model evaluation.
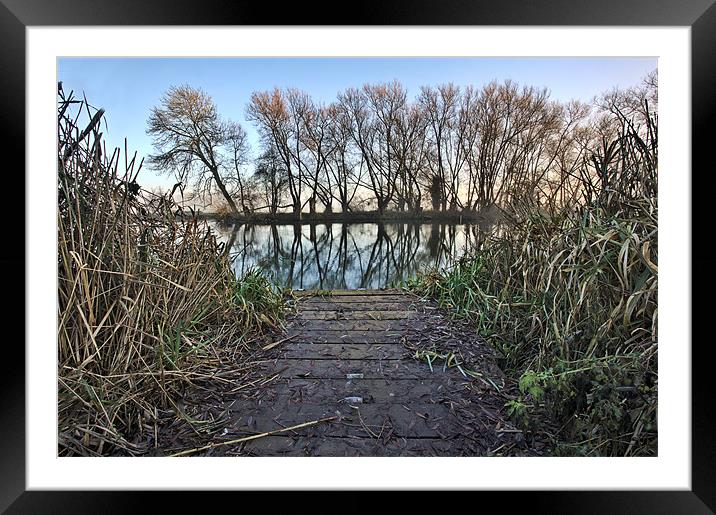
[212,222,490,290]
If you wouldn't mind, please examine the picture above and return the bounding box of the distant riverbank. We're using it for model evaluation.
[189,208,502,226]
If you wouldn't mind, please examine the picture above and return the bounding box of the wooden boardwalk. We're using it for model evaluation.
[214,289,527,457]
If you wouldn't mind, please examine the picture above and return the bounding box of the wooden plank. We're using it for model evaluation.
[296,310,417,321]
[223,402,478,439]
[292,289,403,297]
[239,377,471,404]
[299,302,415,311]
[281,343,407,360]
[171,287,526,457]
[300,294,412,304]
[287,319,422,331]
[284,330,405,344]
[255,358,441,379]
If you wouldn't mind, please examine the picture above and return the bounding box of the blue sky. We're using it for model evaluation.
[58,57,657,189]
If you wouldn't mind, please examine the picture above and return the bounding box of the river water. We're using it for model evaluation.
[211,222,490,290]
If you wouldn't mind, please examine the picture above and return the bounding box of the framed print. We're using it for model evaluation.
[3,0,714,512]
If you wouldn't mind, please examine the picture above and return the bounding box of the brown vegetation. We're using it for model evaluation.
[58,87,283,456]
[153,71,657,221]
[410,80,658,456]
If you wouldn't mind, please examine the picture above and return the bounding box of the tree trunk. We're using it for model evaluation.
[211,167,240,216]
[377,199,387,214]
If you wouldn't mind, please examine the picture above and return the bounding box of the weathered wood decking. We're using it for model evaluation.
[210,289,528,457]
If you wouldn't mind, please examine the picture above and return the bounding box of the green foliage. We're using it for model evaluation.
[518,370,546,402]
[412,200,658,456]
[410,103,659,456]
[505,399,528,427]
[231,268,285,330]
[412,198,658,456]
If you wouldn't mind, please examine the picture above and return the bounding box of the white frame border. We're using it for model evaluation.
[27,26,690,490]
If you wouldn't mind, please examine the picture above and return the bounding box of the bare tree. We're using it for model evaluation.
[464,80,547,210]
[147,85,245,216]
[297,100,336,213]
[419,83,467,210]
[542,100,592,211]
[247,88,303,216]
[393,103,428,211]
[340,82,405,214]
[225,121,251,214]
[598,68,657,129]
[324,103,363,212]
[253,144,288,214]
[499,86,564,210]
[239,72,657,218]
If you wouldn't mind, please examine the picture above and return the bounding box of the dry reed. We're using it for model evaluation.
[411,102,658,456]
[57,88,284,456]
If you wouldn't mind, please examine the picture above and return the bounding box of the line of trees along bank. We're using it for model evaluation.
[146,71,657,218]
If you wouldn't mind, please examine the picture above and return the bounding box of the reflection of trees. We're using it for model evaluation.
[359,223,387,288]
[387,223,421,281]
[426,223,461,265]
[215,221,490,289]
[426,223,442,258]
[286,224,300,288]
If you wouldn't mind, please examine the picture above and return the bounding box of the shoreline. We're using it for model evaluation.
[188,209,500,226]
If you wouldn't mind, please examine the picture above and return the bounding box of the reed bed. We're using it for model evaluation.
[410,107,658,456]
[57,89,284,456]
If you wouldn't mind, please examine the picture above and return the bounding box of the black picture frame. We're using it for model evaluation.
[2,0,713,512]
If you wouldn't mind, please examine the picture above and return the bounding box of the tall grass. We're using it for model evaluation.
[410,105,658,456]
[57,88,284,456]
